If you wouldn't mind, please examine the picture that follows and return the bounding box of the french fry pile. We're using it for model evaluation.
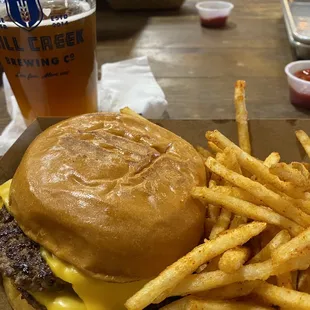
[125,81,310,310]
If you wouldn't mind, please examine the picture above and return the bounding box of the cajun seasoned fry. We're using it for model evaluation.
[291,162,310,178]
[296,130,310,159]
[124,222,266,310]
[208,205,220,222]
[196,146,213,160]
[208,141,222,154]
[162,296,272,310]
[271,225,310,272]
[249,230,291,264]
[223,148,242,174]
[218,246,250,273]
[229,215,247,229]
[269,162,310,188]
[264,152,280,168]
[195,280,261,300]
[165,297,271,310]
[172,260,273,296]
[209,208,232,240]
[206,130,305,199]
[208,180,221,222]
[234,80,251,155]
[253,282,310,310]
[208,152,232,237]
[192,187,303,236]
[212,185,264,206]
[205,157,310,228]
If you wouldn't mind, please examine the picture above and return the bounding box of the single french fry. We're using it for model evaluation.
[208,141,222,154]
[218,246,250,273]
[208,205,220,222]
[120,107,145,120]
[212,185,264,206]
[172,260,273,296]
[210,153,225,185]
[253,282,310,310]
[229,215,247,229]
[124,222,266,310]
[209,208,232,240]
[264,152,280,168]
[296,130,310,159]
[293,197,310,215]
[234,80,251,155]
[269,162,310,189]
[196,146,213,160]
[161,296,273,310]
[290,162,310,178]
[277,272,293,289]
[205,157,310,228]
[208,180,221,222]
[221,149,248,227]
[206,130,305,199]
[192,187,303,236]
[249,230,291,264]
[223,148,242,174]
[271,225,310,272]
[195,280,261,300]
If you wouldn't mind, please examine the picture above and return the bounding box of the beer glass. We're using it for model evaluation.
[0,0,97,125]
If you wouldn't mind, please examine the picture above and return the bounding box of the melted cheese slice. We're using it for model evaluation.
[41,250,148,310]
[0,179,12,208]
[0,180,148,310]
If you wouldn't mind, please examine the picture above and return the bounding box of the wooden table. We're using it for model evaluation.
[0,0,308,133]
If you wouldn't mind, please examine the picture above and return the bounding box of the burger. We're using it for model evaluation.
[0,109,206,310]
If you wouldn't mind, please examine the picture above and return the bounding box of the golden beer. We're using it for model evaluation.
[0,1,97,125]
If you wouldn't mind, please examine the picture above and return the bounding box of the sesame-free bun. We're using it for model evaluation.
[10,110,206,281]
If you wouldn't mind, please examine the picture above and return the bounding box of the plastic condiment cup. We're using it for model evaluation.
[285,60,310,109]
[196,1,234,28]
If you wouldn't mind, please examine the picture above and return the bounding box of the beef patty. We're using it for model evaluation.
[0,206,177,310]
[0,206,65,309]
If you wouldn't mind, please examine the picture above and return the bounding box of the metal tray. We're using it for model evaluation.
[282,0,310,59]
[283,7,310,59]
[282,0,310,45]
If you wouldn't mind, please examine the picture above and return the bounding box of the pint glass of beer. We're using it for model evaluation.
[0,0,97,125]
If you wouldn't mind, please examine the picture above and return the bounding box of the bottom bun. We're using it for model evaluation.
[3,278,35,310]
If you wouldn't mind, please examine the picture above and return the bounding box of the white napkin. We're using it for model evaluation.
[0,56,168,156]
[99,56,167,118]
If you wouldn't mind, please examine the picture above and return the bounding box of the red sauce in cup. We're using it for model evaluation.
[200,16,228,28]
[295,69,310,82]
[289,87,310,109]
[289,69,310,109]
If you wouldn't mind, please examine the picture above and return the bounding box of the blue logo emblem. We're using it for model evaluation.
[5,0,43,31]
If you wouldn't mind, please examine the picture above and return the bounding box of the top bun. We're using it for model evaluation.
[10,111,206,281]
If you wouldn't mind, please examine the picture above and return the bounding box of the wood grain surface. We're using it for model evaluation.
[0,0,308,134]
